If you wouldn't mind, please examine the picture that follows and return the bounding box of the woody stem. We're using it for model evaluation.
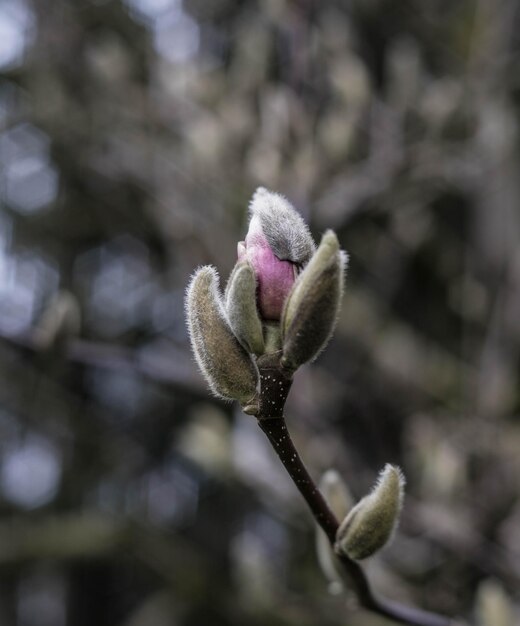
[254,357,456,626]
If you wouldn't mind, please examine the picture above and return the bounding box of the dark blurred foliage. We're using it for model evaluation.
[0,0,519,624]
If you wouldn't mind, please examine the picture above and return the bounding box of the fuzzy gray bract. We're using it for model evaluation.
[225,261,265,356]
[185,266,259,407]
[249,187,316,266]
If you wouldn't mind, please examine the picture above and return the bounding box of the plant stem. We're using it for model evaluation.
[258,417,338,543]
[255,358,455,626]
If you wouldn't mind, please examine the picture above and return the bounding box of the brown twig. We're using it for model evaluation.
[255,354,455,626]
[0,328,205,395]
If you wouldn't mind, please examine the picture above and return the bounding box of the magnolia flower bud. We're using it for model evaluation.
[336,464,405,561]
[281,230,347,370]
[185,266,259,411]
[185,188,348,413]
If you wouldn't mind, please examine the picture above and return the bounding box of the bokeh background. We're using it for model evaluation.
[0,0,519,624]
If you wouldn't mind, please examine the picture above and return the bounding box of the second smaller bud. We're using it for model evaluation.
[335,464,405,561]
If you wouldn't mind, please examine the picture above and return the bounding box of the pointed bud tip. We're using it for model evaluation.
[321,230,349,272]
[321,229,340,249]
[185,265,218,314]
[380,463,406,489]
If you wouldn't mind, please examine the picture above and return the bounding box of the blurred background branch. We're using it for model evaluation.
[0,0,519,624]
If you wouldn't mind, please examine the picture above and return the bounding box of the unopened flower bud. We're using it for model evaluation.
[281,230,347,371]
[336,464,405,561]
[185,187,349,414]
[185,266,259,411]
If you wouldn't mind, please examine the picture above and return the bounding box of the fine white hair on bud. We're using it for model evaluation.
[335,464,405,561]
[185,266,259,410]
[281,230,347,371]
[33,290,81,351]
[249,187,316,266]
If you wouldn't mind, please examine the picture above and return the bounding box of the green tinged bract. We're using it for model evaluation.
[281,230,346,371]
[185,266,259,411]
[335,464,405,560]
[225,261,265,356]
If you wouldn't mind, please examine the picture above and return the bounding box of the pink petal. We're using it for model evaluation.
[248,242,295,320]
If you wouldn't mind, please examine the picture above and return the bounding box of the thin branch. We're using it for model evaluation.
[255,355,456,626]
[0,328,204,395]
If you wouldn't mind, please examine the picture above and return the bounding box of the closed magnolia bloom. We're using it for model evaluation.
[186,187,348,410]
